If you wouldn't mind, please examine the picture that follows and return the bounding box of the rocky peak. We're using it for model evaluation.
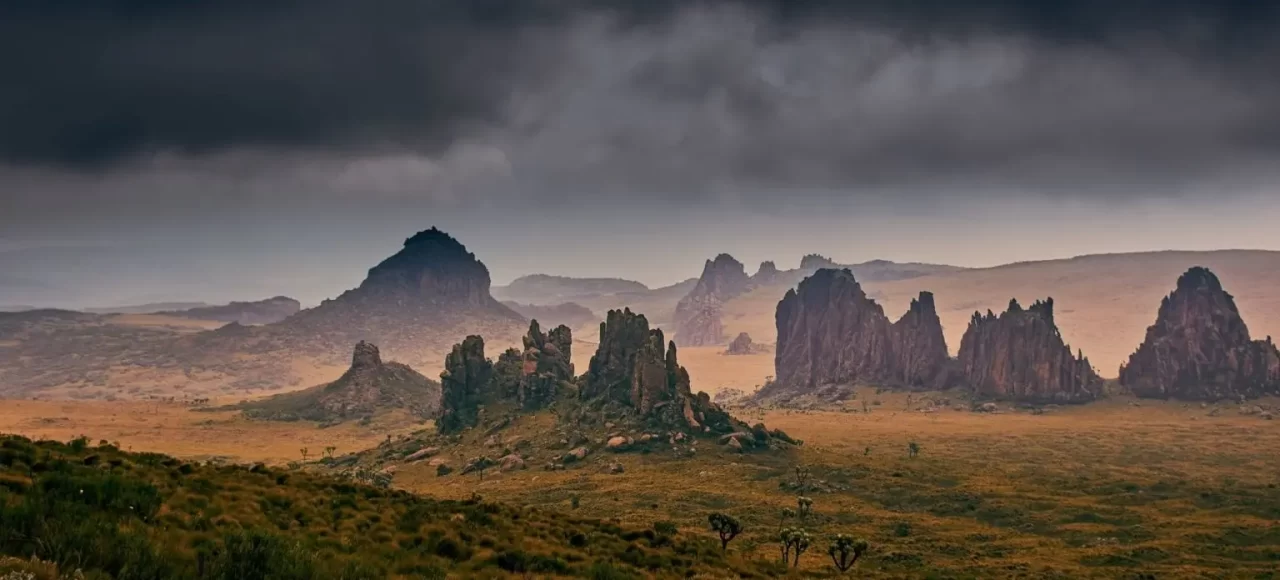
[1120,267,1280,400]
[583,308,653,403]
[357,227,494,306]
[690,254,751,298]
[675,254,751,346]
[725,332,756,355]
[437,335,494,434]
[516,319,574,410]
[753,261,781,285]
[764,268,896,396]
[957,297,1101,403]
[891,291,952,388]
[799,254,838,273]
[351,340,382,370]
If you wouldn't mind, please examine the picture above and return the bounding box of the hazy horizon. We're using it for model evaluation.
[3,0,1279,308]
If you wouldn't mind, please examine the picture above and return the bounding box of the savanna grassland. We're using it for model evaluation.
[383,389,1280,579]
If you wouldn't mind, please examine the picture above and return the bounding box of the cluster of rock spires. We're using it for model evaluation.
[1119,267,1280,400]
[758,268,1095,403]
[236,341,440,424]
[581,308,791,449]
[673,254,752,347]
[437,320,575,434]
[957,299,1102,403]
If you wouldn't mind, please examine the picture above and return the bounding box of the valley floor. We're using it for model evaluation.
[2,390,1277,577]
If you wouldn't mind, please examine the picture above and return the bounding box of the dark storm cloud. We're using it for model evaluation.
[2,0,1279,203]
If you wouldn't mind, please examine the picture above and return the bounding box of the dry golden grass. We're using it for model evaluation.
[0,399,425,464]
[387,390,1280,577]
[724,250,1280,378]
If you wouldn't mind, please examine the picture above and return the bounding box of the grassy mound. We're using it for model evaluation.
[0,434,785,579]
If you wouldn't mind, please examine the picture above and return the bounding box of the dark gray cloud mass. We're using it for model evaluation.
[2,0,1279,214]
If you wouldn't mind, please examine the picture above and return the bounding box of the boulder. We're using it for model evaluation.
[405,446,440,462]
[957,298,1102,403]
[607,461,625,474]
[499,454,526,471]
[725,436,744,452]
[564,447,589,463]
[606,436,632,451]
[1119,267,1280,400]
[436,464,453,477]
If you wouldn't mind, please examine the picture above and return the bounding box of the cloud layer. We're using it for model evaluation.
[3,0,1279,214]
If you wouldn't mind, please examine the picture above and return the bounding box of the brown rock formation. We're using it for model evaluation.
[236,341,441,424]
[516,320,574,410]
[891,292,952,389]
[725,332,756,355]
[674,254,751,346]
[1119,267,1280,400]
[583,308,771,441]
[752,261,782,285]
[957,298,1102,403]
[437,335,493,434]
[763,269,896,399]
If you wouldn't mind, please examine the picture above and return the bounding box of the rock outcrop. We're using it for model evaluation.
[1119,267,1280,400]
[761,269,896,400]
[437,336,494,434]
[758,270,955,401]
[516,320,574,410]
[236,341,441,424]
[674,254,752,346]
[957,298,1102,403]
[583,308,776,442]
[168,296,301,325]
[753,261,782,285]
[799,254,838,274]
[891,292,952,389]
[725,332,757,355]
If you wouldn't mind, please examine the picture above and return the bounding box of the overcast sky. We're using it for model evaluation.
[2,0,1279,307]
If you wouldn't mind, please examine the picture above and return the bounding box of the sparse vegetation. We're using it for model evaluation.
[828,534,869,572]
[708,513,743,552]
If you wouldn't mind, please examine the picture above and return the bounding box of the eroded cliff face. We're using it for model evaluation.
[1120,267,1280,400]
[437,335,493,434]
[957,298,1102,403]
[891,292,952,389]
[760,268,896,400]
[674,254,751,346]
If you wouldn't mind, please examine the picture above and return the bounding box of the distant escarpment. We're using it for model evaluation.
[500,301,597,329]
[166,296,301,325]
[1120,267,1280,400]
[758,269,952,402]
[758,268,1097,404]
[674,254,752,346]
[957,299,1102,403]
[0,227,527,399]
[235,341,440,424]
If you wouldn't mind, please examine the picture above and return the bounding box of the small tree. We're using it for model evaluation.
[907,441,920,458]
[790,529,812,568]
[863,446,871,456]
[708,513,743,552]
[828,534,869,573]
[779,528,811,567]
[794,466,810,488]
[299,447,309,462]
[797,496,814,520]
[778,507,795,530]
[323,446,336,460]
